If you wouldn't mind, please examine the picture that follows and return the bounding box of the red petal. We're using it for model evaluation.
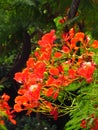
[54,52,62,58]
[14,72,23,83]
[92,40,98,48]
[26,57,35,68]
[62,45,70,53]
[75,32,85,42]
[46,88,54,97]
[49,67,59,76]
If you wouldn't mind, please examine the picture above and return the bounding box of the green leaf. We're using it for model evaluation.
[0,125,8,130]
[53,16,64,34]
[65,81,79,91]
[0,85,4,90]
[58,91,65,103]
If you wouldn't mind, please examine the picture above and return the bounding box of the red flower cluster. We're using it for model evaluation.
[80,119,87,128]
[35,30,56,61]
[80,115,98,130]
[14,30,58,119]
[78,62,95,83]
[0,93,16,125]
[14,28,97,120]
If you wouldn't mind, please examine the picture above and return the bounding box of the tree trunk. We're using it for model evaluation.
[7,30,31,78]
[68,0,81,20]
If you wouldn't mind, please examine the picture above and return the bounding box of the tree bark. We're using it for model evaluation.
[64,0,81,32]
[7,30,31,78]
[68,0,81,20]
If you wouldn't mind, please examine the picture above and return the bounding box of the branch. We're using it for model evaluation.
[68,0,81,20]
[64,0,81,32]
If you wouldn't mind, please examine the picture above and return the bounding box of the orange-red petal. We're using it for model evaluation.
[54,52,62,58]
[92,40,98,48]
[49,67,59,76]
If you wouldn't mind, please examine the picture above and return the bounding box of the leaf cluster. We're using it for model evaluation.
[64,69,98,130]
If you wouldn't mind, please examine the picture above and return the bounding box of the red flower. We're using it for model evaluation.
[46,75,60,87]
[15,95,28,105]
[59,19,65,23]
[49,67,59,76]
[38,30,56,48]
[40,47,52,61]
[46,88,54,97]
[13,27,97,122]
[14,104,23,112]
[62,33,69,42]
[18,88,27,94]
[92,40,98,48]
[54,52,62,58]
[34,61,46,79]
[0,120,4,125]
[62,45,70,53]
[69,28,75,39]
[53,89,59,99]
[50,108,58,120]
[62,28,75,42]
[78,62,95,83]
[29,84,41,100]
[46,76,56,86]
[14,68,29,84]
[71,37,78,49]
[68,68,76,79]
[14,72,23,83]
[59,17,67,24]
[57,65,64,73]
[14,83,41,114]
[46,88,59,99]
[75,32,85,42]
[2,93,10,101]
[80,119,87,128]
[90,118,98,130]
[0,93,16,125]
[26,57,35,68]
[34,50,40,59]
[44,101,53,110]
